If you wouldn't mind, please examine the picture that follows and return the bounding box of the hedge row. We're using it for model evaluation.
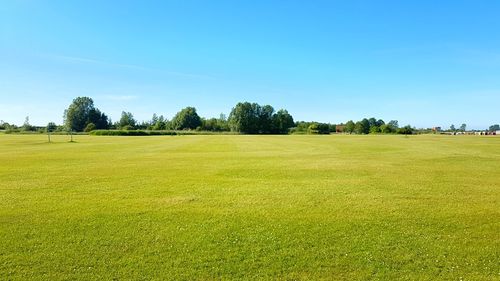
[89,130,239,136]
[90,130,179,136]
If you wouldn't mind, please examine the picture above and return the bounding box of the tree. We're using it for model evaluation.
[489,124,499,132]
[171,107,202,130]
[46,122,57,142]
[459,123,466,132]
[380,124,393,134]
[118,111,136,129]
[354,118,370,134]
[307,123,330,134]
[388,120,399,131]
[345,120,355,134]
[84,123,96,132]
[370,126,380,134]
[88,108,109,129]
[152,115,167,130]
[64,97,94,132]
[450,124,456,132]
[151,113,159,126]
[229,102,260,133]
[201,114,230,132]
[397,125,413,135]
[272,109,294,134]
[229,102,293,134]
[258,105,275,133]
[22,116,34,131]
[64,97,109,131]
[368,118,377,128]
[368,117,383,133]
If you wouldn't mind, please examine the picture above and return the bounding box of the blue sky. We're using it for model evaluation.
[1,0,499,129]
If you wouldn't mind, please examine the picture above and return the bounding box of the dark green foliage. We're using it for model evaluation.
[345,118,399,134]
[380,124,392,134]
[489,124,500,131]
[388,120,399,131]
[22,116,34,131]
[397,125,414,135]
[46,122,57,133]
[3,122,19,133]
[152,114,168,130]
[84,123,96,132]
[64,97,109,132]
[171,107,202,130]
[354,118,370,134]
[118,111,136,129]
[307,123,330,134]
[368,118,377,128]
[258,105,275,133]
[367,118,384,134]
[201,114,229,132]
[272,109,294,134]
[89,130,231,136]
[344,120,355,134]
[229,102,295,134]
[228,102,261,134]
[292,121,333,134]
[90,130,178,136]
[370,126,381,134]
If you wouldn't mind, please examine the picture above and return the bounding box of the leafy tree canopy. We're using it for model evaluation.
[64,97,109,132]
[171,107,202,130]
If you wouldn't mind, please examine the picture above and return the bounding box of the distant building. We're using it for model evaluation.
[336,125,345,133]
[432,127,442,132]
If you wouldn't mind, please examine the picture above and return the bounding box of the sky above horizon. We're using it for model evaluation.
[1,0,499,129]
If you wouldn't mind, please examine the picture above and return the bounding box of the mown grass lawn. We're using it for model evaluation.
[1,134,499,280]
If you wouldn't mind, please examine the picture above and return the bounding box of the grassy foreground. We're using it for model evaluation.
[0,134,499,280]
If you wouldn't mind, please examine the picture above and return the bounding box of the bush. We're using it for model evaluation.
[84,123,96,132]
[397,125,414,135]
[90,130,177,136]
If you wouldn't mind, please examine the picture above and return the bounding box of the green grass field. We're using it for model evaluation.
[1,134,499,280]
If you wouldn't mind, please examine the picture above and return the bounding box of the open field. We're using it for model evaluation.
[1,134,499,280]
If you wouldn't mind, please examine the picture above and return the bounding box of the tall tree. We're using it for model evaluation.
[459,123,466,132]
[368,117,377,128]
[272,109,295,134]
[344,120,355,134]
[152,115,167,130]
[354,118,370,134]
[229,102,260,133]
[388,120,399,131]
[46,122,57,142]
[22,116,33,131]
[397,125,414,135]
[64,97,108,132]
[118,111,136,129]
[489,124,500,131]
[171,107,202,130]
[258,105,275,134]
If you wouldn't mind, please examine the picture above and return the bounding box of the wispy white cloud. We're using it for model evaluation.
[40,53,213,79]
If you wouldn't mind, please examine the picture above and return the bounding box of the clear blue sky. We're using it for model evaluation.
[1,0,499,129]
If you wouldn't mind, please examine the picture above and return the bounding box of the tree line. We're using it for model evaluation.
[1,96,498,135]
[60,98,296,134]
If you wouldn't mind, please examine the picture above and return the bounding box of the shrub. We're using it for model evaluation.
[90,130,178,136]
[84,123,96,132]
[397,125,414,135]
